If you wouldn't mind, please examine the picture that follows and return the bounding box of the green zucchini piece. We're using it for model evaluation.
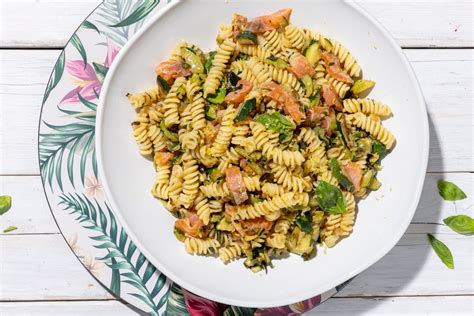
[351,79,376,96]
[305,42,321,66]
[266,56,288,69]
[368,177,382,190]
[248,161,264,176]
[181,47,204,73]
[207,83,226,104]
[235,98,256,122]
[166,141,181,152]
[156,75,170,92]
[236,31,258,45]
[205,104,218,121]
[204,51,216,74]
[321,37,333,51]
[160,120,179,142]
[301,74,313,96]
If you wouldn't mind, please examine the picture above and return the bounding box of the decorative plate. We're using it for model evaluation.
[38,0,352,314]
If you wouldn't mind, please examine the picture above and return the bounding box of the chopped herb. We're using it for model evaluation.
[315,181,346,214]
[371,139,389,161]
[3,226,17,233]
[443,215,474,235]
[427,234,454,269]
[438,180,467,201]
[156,75,170,92]
[0,195,12,216]
[254,112,296,136]
[160,120,179,142]
[295,212,313,233]
[235,98,256,122]
[204,51,216,74]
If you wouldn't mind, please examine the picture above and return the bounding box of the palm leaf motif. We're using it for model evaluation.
[165,283,190,316]
[224,306,256,316]
[111,0,161,27]
[43,51,65,104]
[39,94,97,191]
[96,0,149,47]
[59,194,170,313]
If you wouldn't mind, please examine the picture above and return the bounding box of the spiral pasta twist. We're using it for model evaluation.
[147,124,167,153]
[211,107,236,155]
[184,237,220,255]
[247,57,272,84]
[204,38,236,97]
[346,112,395,149]
[168,165,184,202]
[284,25,308,51]
[265,233,286,249]
[262,30,286,55]
[151,164,171,200]
[270,163,312,193]
[186,80,207,131]
[163,77,187,127]
[343,98,392,117]
[230,60,259,85]
[177,153,200,208]
[320,192,356,247]
[200,176,261,198]
[127,86,160,110]
[262,63,305,97]
[236,192,296,220]
[236,43,273,61]
[219,244,244,263]
[131,109,153,156]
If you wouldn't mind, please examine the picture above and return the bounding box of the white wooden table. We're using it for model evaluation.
[0,1,473,315]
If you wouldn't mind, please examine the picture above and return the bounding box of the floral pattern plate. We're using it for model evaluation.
[38,1,353,314]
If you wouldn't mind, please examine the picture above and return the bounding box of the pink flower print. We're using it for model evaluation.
[61,60,101,104]
[183,290,228,316]
[83,253,104,279]
[84,176,104,200]
[66,233,83,255]
[105,39,120,68]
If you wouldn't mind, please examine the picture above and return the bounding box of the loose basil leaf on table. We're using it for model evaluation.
[3,226,17,233]
[314,181,346,214]
[0,195,12,215]
[437,180,467,201]
[427,234,454,269]
[443,215,474,235]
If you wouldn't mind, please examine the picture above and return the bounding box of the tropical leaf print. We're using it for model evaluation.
[81,20,101,34]
[111,0,161,27]
[70,34,88,68]
[165,283,190,316]
[39,94,97,191]
[43,51,65,104]
[59,194,169,313]
[96,0,148,47]
[224,306,257,316]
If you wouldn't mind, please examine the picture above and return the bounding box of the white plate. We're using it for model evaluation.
[97,0,429,308]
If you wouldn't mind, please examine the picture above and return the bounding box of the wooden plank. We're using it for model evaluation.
[0,296,472,315]
[0,0,472,48]
[309,296,474,315]
[0,176,59,234]
[1,173,471,235]
[0,173,471,300]
[0,49,472,175]
[0,301,135,315]
[0,234,114,301]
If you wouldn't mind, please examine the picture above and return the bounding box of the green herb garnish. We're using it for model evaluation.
[207,83,226,104]
[3,226,17,233]
[427,234,454,269]
[204,51,216,74]
[254,112,296,136]
[295,213,313,233]
[314,181,346,214]
[0,195,12,216]
[438,180,467,201]
[443,215,474,235]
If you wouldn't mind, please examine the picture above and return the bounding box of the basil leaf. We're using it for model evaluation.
[0,195,12,215]
[330,159,354,191]
[438,180,467,201]
[3,226,17,233]
[427,234,454,269]
[371,139,389,161]
[204,51,216,74]
[443,215,474,235]
[235,98,256,122]
[315,181,346,214]
[254,112,296,135]
[156,75,170,92]
[296,213,313,233]
[207,83,226,104]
